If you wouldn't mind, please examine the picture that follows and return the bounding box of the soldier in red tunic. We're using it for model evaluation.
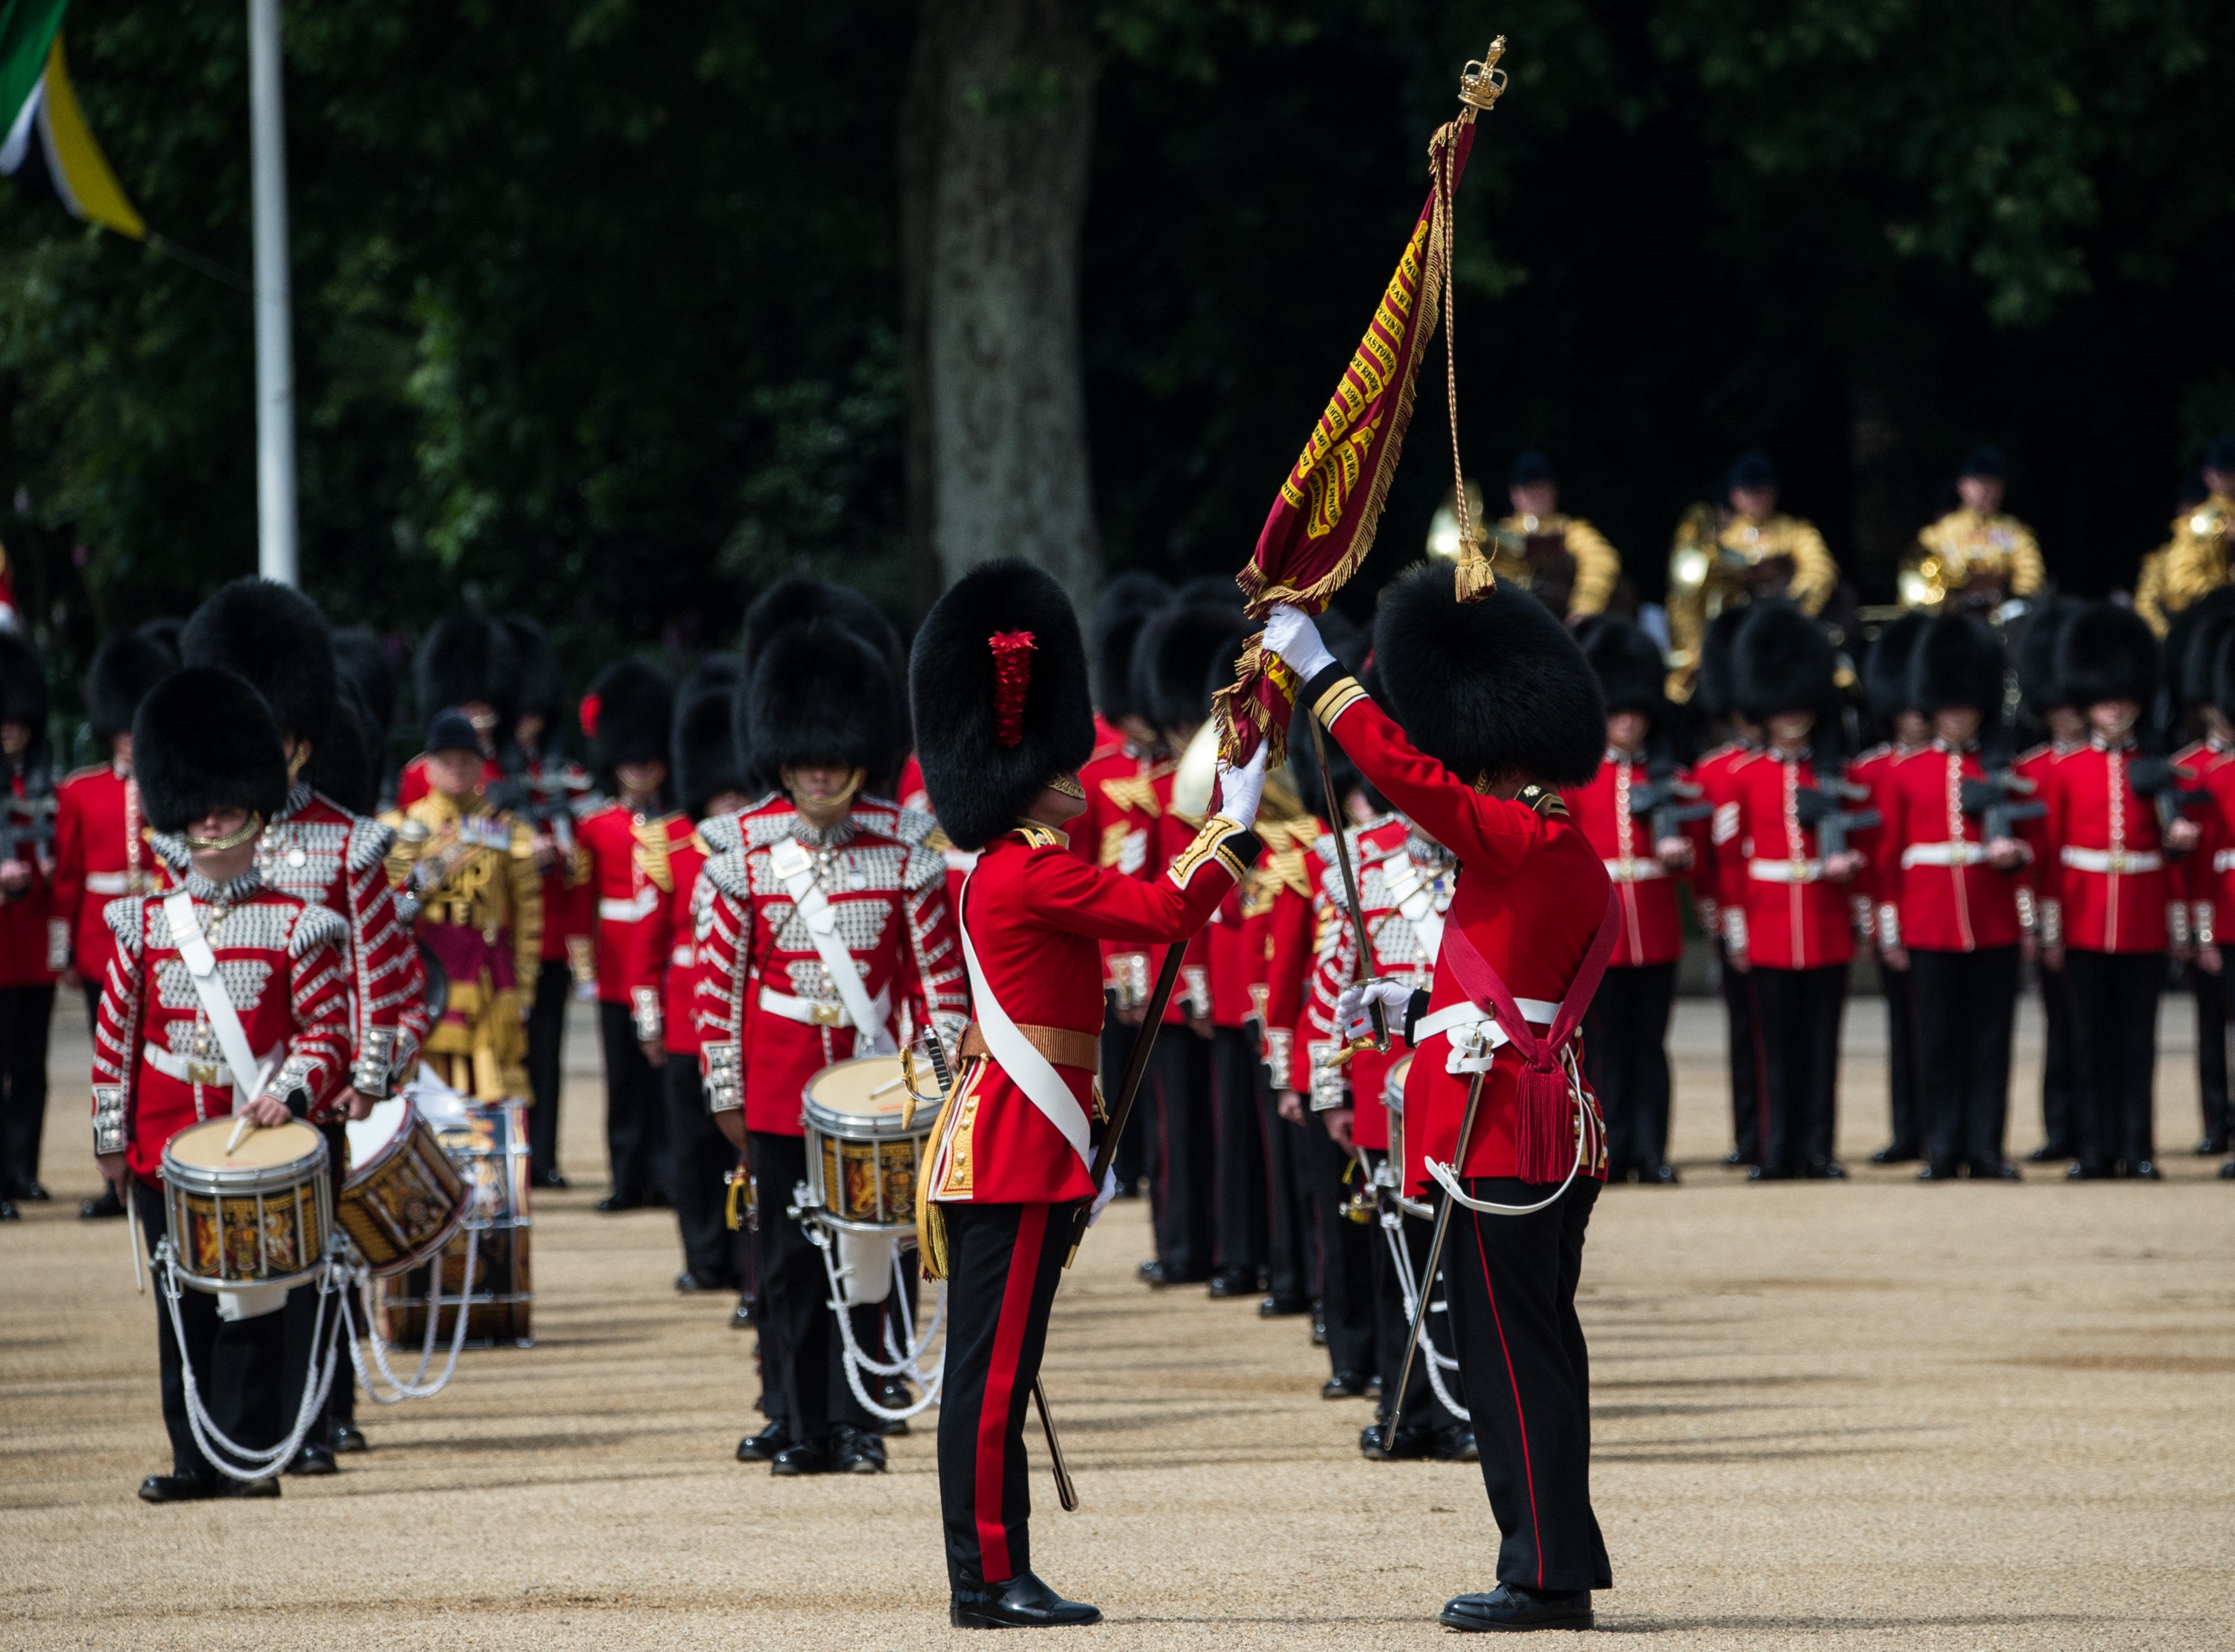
[1690,608,1769,1167]
[2164,596,2235,1157]
[2040,605,2196,1179]
[55,627,177,1220]
[1853,613,1931,1165]
[574,660,686,1211]
[91,667,353,1502]
[2191,632,2235,1178]
[2014,600,2085,1160]
[698,620,967,1477]
[1874,615,2034,1179]
[1569,617,1702,1186]
[1719,600,1867,1181]
[0,632,57,1217]
[1262,564,1614,1635]
[910,560,1263,1630]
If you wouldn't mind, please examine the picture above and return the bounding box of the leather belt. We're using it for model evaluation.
[1749,858,1825,883]
[959,1020,1100,1074]
[2061,846,2160,874]
[145,1040,280,1090]
[598,890,659,922]
[1902,841,1990,868]
[86,871,133,895]
[758,983,890,1031]
[1413,998,1559,1042]
[1602,858,1668,883]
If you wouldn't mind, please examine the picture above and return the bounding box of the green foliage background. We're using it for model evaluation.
[3,0,2232,730]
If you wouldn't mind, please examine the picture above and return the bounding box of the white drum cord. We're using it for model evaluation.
[338,1224,481,1404]
[812,1223,946,1423]
[1379,1205,1468,1423]
[157,1239,345,1483]
[1424,1043,1592,1218]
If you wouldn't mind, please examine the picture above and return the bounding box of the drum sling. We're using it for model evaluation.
[767,837,898,1055]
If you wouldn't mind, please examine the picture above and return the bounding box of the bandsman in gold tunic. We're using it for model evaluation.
[1444,451,1620,620]
[381,708,542,1099]
[2156,439,2235,628]
[1898,446,2044,616]
[1666,451,1839,698]
[2135,470,2210,637]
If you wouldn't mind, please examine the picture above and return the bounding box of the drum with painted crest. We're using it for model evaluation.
[1380,1054,1433,1220]
[340,1095,469,1276]
[161,1117,333,1292]
[803,1055,929,1234]
[380,1096,535,1348]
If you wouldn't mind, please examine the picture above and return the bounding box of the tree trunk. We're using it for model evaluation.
[901,0,1101,615]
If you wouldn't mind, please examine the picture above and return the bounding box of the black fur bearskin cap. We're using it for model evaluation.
[739,577,904,688]
[745,621,906,787]
[134,667,289,833]
[180,578,335,749]
[302,684,382,818]
[331,627,397,743]
[1091,570,1172,722]
[1577,615,1667,722]
[1373,563,1605,789]
[2164,587,2235,717]
[1696,606,1749,724]
[415,615,519,730]
[1910,613,2006,717]
[673,656,750,822]
[0,632,46,768]
[2211,626,2235,722]
[1734,600,1836,725]
[84,632,174,743]
[1132,602,1252,740]
[500,616,565,722]
[910,559,1097,852]
[583,658,676,777]
[2055,602,2158,711]
[1864,611,1930,722]
[2017,596,2081,714]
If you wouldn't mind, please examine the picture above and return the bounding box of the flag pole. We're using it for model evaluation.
[247,0,298,587]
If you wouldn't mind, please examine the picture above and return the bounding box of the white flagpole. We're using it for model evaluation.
[247,0,297,586]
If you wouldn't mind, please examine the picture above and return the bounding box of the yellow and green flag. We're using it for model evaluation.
[0,1,143,238]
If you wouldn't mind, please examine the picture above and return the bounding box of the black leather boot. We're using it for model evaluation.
[1439,1583,1594,1632]
[950,1572,1101,1629]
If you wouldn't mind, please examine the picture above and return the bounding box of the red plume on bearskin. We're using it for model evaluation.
[989,632,1036,749]
[577,693,601,741]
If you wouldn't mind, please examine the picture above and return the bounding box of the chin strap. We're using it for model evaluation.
[181,813,264,853]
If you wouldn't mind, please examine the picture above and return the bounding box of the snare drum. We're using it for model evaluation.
[161,1118,333,1292]
[1380,1055,1432,1220]
[340,1096,469,1277]
[802,1055,930,1233]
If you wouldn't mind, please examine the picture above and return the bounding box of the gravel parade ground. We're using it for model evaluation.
[4,991,2231,1649]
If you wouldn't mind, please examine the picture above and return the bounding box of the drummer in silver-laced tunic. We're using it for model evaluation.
[695,615,966,1476]
[89,667,353,1505]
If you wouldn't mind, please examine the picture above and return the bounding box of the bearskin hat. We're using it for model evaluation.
[1910,614,2006,716]
[501,616,565,722]
[1696,606,1749,723]
[1864,611,1929,722]
[582,658,676,778]
[1734,600,1836,724]
[910,559,1096,852]
[331,627,397,743]
[746,620,906,787]
[0,630,48,761]
[1091,571,1172,722]
[673,657,750,821]
[2164,587,2235,717]
[180,578,335,749]
[137,615,185,663]
[2017,597,2081,714]
[1577,616,1667,722]
[85,632,174,743]
[739,577,904,690]
[2213,626,2235,722]
[415,615,519,731]
[1174,574,1247,613]
[302,685,382,817]
[134,667,289,833]
[1132,602,1251,740]
[1374,564,1605,788]
[2055,602,2158,711]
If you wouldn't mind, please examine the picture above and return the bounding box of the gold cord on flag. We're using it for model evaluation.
[1446,37,1507,605]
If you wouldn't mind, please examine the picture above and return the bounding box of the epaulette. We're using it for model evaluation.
[1015,820,1065,849]
[59,763,108,787]
[150,830,188,871]
[700,848,752,901]
[345,814,397,874]
[742,811,800,852]
[697,813,744,856]
[288,902,349,957]
[1853,743,1894,766]
[901,840,945,893]
[104,895,145,959]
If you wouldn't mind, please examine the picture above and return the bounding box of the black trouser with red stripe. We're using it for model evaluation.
[1210,1025,1266,1280]
[2038,960,2077,1152]
[1910,946,2018,1170]
[937,1198,1080,1592]
[1751,965,1847,1175]
[136,1179,288,1479]
[1299,1109,1375,1378]
[1443,1175,1610,1597]
[1148,1030,1214,1277]
[1255,1052,1310,1306]
[1362,1156,1463,1440]
[1583,962,1676,1176]
[2063,949,2163,1172]
[748,1131,873,1446]
[1717,942,1766,1163]
[2193,962,2228,1150]
[1880,960,1924,1154]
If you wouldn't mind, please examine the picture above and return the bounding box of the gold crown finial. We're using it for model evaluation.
[1458,36,1508,111]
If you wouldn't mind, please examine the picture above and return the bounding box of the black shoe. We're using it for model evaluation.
[1723,1149,1756,1168]
[2220,1159,2235,1180]
[950,1572,1102,1629]
[830,1426,887,1475]
[730,1302,753,1330]
[286,1443,337,1476]
[1969,1159,2022,1181]
[1310,1304,1327,1347]
[643,1188,672,1210]
[1439,1584,1594,1633]
[2029,1141,2076,1163]
[1746,1164,1788,1182]
[736,1421,785,1463]
[1366,1375,1383,1398]
[2067,1161,2113,1181]
[1206,1268,1257,1298]
[1638,1160,1680,1186]
[1139,1262,1205,1287]
[80,1186,127,1219]
[1136,1258,1160,1282]
[675,1268,727,1293]
[16,1181,48,1202]
[536,1169,571,1189]
[770,1440,827,1476]
[1432,1426,1478,1463]
[0,1198,15,1221]
[1258,1294,1311,1318]
[1360,1422,1431,1461]
[2196,1137,2228,1157]
[595,1192,645,1213]
[2127,1160,2163,1181]
[1917,1161,1960,1182]
[877,1377,913,1434]
[1804,1159,1848,1180]
[138,1471,216,1504]
[329,1422,369,1455]
[1871,1143,1922,1165]
[214,1474,281,1499]
[1321,1370,1372,1400]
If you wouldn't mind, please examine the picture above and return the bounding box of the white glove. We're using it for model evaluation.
[1088,1166,1118,1227]
[1262,603,1336,682]
[1216,743,1269,830]
[1334,976,1416,1045]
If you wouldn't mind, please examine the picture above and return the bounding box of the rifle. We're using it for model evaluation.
[1628,760,1711,847]
[2128,756,2207,844]
[0,775,57,889]
[1792,768,1879,857]
[487,759,595,854]
[1958,769,2044,845]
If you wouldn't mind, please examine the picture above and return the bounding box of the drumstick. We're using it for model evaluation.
[126,1190,145,1294]
[868,1073,908,1099]
[224,1113,257,1155]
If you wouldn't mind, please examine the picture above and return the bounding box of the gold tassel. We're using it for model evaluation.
[1452,547,1497,604]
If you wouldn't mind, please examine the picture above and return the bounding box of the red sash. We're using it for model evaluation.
[1439,889,1621,1183]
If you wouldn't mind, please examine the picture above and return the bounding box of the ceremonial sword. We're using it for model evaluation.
[1306,716,1389,1058]
[1380,1061,1486,1452]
